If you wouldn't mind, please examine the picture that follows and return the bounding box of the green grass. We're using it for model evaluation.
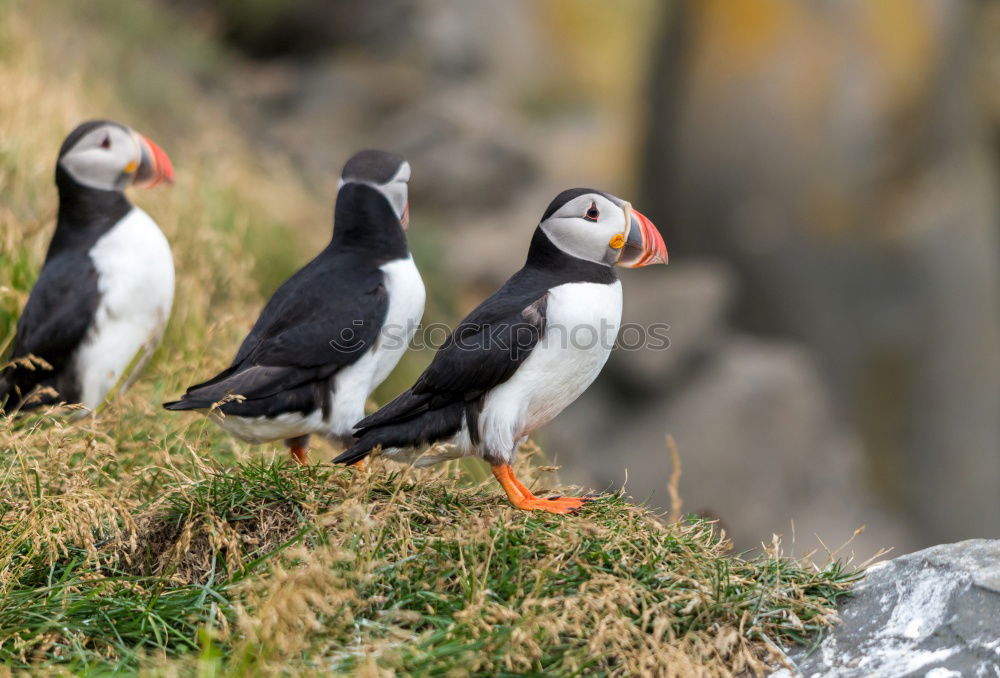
[0,454,858,676]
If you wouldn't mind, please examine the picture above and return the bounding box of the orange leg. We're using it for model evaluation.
[289,446,308,465]
[285,435,310,465]
[491,464,591,514]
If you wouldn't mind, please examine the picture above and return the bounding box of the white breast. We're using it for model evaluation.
[325,256,425,445]
[371,257,426,386]
[476,280,622,463]
[73,207,174,411]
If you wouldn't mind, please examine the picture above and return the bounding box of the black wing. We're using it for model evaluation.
[363,292,547,425]
[164,258,388,415]
[334,275,548,463]
[1,252,100,412]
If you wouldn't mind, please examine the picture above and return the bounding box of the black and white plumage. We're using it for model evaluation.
[334,188,667,514]
[0,120,175,415]
[163,150,424,464]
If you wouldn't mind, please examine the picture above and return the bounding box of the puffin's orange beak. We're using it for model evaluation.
[618,206,667,267]
[133,134,174,188]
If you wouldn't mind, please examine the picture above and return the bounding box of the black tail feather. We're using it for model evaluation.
[162,398,202,411]
[332,442,374,465]
[162,364,324,416]
[333,402,466,465]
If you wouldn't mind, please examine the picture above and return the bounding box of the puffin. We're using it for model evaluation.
[164,150,424,465]
[334,188,667,513]
[0,120,175,415]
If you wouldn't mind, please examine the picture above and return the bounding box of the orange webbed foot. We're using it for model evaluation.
[514,495,593,514]
[491,464,592,515]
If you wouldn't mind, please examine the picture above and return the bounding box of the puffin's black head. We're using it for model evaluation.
[57,120,174,193]
[329,150,411,259]
[338,149,411,229]
[535,188,667,268]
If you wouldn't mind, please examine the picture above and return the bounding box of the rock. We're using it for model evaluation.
[775,540,1000,677]
[388,97,540,212]
[639,0,1000,546]
[548,335,914,556]
[179,0,414,59]
[606,261,735,393]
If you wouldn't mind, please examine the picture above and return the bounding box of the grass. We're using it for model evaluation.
[0,447,859,676]
[1,1,861,675]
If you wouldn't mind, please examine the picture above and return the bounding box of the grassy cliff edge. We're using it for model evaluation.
[0,447,856,676]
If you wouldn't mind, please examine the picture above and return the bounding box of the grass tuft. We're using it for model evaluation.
[1,452,858,676]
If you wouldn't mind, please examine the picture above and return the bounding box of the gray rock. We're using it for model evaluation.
[389,99,540,211]
[775,540,1000,677]
[608,261,734,391]
[640,0,1000,546]
[549,335,914,556]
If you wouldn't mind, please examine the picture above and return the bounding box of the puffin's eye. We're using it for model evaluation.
[584,202,600,222]
[99,135,111,150]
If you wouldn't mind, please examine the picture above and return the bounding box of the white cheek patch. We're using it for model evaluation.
[539,193,631,265]
[377,181,408,221]
[60,149,129,191]
[542,218,604,264]
[393,161,411,184]
[338,161,410,221]
[374,161,410,221]
[542,214,625,265]
[338,179,409,222]
[60,127,141,193]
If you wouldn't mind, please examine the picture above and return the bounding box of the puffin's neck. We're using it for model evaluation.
[522,228,618,284]
[49,167,133,260]
[327,183,408,263]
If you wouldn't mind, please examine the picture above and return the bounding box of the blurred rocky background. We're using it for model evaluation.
[99,0,1000,555]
